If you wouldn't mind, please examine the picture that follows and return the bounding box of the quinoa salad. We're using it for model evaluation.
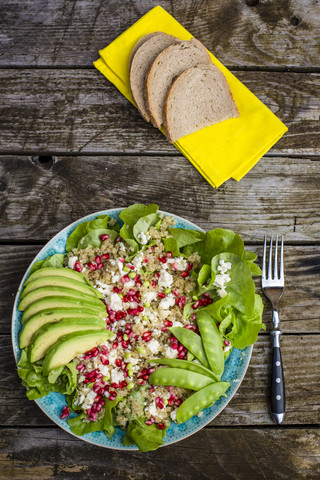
[16,204,265,452]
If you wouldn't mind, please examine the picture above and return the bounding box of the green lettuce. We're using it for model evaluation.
[17,349,77,399]
[123,417,168,452]
[29,253,65,274]
[119,204,159,252]
[168,228,204,249]
[66,215,119,251]
[119,204,158,225]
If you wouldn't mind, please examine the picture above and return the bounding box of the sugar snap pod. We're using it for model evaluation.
[148,368,215,391]
[168,327,209,368]
[196,310,225,379]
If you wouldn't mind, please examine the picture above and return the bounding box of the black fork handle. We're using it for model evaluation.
[270,330,285,424]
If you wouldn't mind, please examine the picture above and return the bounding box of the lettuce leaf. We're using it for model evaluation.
[168,228,204,249]
[183,228,244,264]
[66,215,119,251]
[17,349,77,399]
[119,204,159,252]
[211,253,255,316]
[119,204,158,225]
[163,237,180,257]
[122,417,168,452]
[77,228,118,250]
[133,213,159,244]
[29,253,65,274]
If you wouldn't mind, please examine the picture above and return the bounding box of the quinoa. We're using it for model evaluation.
[67,215,204,429]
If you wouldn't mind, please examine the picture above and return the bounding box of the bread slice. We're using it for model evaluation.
[146,39,212,129]
[164,64,239,143]
[129,32,178,122]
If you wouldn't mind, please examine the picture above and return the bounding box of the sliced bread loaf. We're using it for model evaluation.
[145,39,212,129]
[164,64,239,143]
[129,32,178,122]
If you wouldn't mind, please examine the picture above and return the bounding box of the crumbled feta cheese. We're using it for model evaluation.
[170,409,177,421]
[138,232,150,245]
[111,369,125,384]
[118,242,126,252]
[117,259,124,272]
[68,256,78,269]
[147,400,158,417]
[143,291,158,304]
[147,339,160,355]
[132,252,144,270]
[152,329,162,338]
[172,320,184,328]
[213,260,232,298]
[111,271,120,283]
[218,260,232,274]
[125,280,135,289]
[158,269,173,289]
[167,256,187,271]
[108,293,123,312]
[164,346,178,358]
[108,350,117,365]
[95,280,113,296]
[159,293,175,310]
[109,259,116,266]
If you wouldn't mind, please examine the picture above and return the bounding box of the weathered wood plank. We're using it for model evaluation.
[0,426,319,480]
[0,0,319,69]
[2,335,319,427]
[1,245,319,334]
[0,70,319,155]
[0,155,319,242]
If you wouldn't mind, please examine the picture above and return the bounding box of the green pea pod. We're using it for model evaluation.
[196,311,225,379]
[148,358,219,382]
[176,381,230,424]
[169,327,209,368]
[148,368,215,391]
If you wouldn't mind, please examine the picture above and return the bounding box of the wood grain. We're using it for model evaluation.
[1,245,319,334]
[0,0,319,69]
[2,334,319,427]
[0,70,319,155]
[0,426,319,480]
[0,155,319,242]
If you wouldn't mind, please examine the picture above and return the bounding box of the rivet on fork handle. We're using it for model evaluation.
[270,329,286,424]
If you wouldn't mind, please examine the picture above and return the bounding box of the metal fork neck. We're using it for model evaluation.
[272,307,280,329]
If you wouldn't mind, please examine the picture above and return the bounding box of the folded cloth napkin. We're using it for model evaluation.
[94,6,287,188]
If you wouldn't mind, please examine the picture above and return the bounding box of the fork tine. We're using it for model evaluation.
[280,235,284,280]
[262,236,266,279]
[274,235,278,279]
[268,235,273,280]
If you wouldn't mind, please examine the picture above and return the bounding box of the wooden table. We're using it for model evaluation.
[0,1,319,478]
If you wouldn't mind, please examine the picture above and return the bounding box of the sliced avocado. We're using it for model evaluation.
[20,276,102,301]
[18,286,104,312]
[21,306,103,326]
[42,329,113,375]
[24,267,91,287]
[21,296,106,324]
[19,308,104,348]
[28,318,107,362]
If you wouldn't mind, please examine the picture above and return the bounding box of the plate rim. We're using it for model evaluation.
[11,207,253,450]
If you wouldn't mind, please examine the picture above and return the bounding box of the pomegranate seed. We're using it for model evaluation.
[166,251,173,258]
[155,272,160,278]
[224,339,231,346]
[128,289,136,295]
[185,324,196,330]
[158,292,166,299]
[157,423,165,430]
[178,351,186,358]
[122,295,129,303]
[204,292,211,298]
[115,359,122,368]
[125,323,132,330]
[91,347,99,357]
[171,263,178,271]
[100,356,109,365]
[175,399,182,407]
[101,253,110,261]
[116,236,121,243]
[122,340,129,349]
[76,363,84,371]
[164,320,173,327]
[178,344,184,352]
[88,262,97,271]
[143,258,148,263]
[113,286,119,293]
[96,404,102,412]
[148,368,156,374]
[137,305,144,313]
[171,343,178,350]
[60,406,70,419]
[192,313,197,321]
[95,255,101,264]
[120,380,127,389]
[138,380,146,385]
[187,262,193,271]
[74,261,82,272]
[192,301,199,310]
[158,256,167,263]
[101,345,109,355]
[111,383,119,389]
[161,327,168,332]
[181,271,189,278]
[116,311,124,320]
[173,289,179,297]
[97,263,103,269]
[152,280,156,288]
[100,234,109,241]
[121,275,130,284]
[112,342,118,349]
[119,257,125,263]
[145,420,153,425]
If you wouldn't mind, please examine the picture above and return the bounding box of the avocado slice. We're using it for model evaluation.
[20,276,102,301]
[18,286,104,312]
[42,329,113,375]
[24,267,91,287]
[19,308,104,348]
[28,318,107,362]
[21,296,106,324]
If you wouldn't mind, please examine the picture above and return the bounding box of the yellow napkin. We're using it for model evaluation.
[94,6,287,188]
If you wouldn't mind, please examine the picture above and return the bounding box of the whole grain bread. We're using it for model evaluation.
[164,64,239,143]
[145,39,212,128]
[129,32,178,122]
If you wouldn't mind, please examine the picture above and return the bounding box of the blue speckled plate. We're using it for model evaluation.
[12,208,252,450]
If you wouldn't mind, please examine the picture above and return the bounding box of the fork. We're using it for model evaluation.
[262,235,285,424]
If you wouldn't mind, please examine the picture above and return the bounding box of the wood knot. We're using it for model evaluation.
[37,155,54,170]
[0,180,6,192]
[245,0,259,6]
[290,16,300,26]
